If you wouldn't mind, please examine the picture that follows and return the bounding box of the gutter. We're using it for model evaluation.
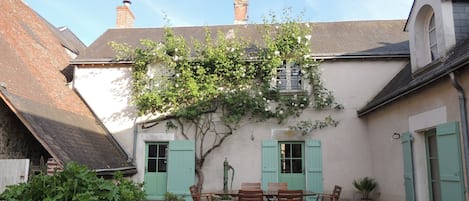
[449,72,469,193]
[95,166,137,177]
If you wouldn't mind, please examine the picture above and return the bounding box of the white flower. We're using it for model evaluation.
[279,110,284,115]
[173,56,179,61]
[297,36,301,43]
[300,104,304,107]
[230,48,235,52]
[175,73,180,77]
[305,35,312,41]
[275,25,279,29]
[259,91,263,95]
[175,48,178,52]
[305,23,310,28]
[175,84,179,87]
[274,51,280,56]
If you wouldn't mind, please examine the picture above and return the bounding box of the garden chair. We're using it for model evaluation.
[190,185,214,201]
[238,189,264,201]
[267,182,288,191]
[277,190,303,201]
[315,185,342,201]
[241,182,262,190]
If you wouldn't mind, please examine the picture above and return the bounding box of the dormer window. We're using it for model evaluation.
[428,14,438,61]
[277,61,302,91]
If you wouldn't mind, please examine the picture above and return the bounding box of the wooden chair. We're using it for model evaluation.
[277,190,303,201]
[190,185,213,201]
[241,182,262,190]
[268,182,288,191]
[315,185,342,201]
[238,189,264,201]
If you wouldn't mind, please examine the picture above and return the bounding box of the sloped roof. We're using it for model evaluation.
[75,20,409,62]
[55,26,87,55]
[0,0,132,171]
[358,38,469,116]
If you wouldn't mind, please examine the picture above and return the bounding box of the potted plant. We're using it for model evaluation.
[353,177,377,201]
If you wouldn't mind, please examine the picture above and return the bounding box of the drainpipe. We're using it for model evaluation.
[449,72,469,193]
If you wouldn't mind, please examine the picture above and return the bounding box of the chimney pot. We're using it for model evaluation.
[116,1,135,28]
[234,0,248,24]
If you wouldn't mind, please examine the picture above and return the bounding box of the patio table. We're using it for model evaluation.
[211,190,319,198]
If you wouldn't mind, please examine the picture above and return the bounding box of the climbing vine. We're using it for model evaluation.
[112,14,341,124]
[111,11,342,188]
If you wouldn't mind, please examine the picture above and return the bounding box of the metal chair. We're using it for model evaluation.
[277,190,303,201]
[190,185,214,201]
[315,185,342,201]
[241,182,262,190]
[238,189,264,201]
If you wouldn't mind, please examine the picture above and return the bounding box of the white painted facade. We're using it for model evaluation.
[405,0,456,73]
[73,59,407,200]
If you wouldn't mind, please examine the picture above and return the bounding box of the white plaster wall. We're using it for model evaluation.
[406,0,456,72]
[73,58,406,200]
[365,72,469,201]
[73,66,137,156]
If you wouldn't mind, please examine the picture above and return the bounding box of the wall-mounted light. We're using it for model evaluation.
[392,132,401,140]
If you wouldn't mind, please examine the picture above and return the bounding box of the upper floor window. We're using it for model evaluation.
[428,14,438,61]
[277,61,302,91]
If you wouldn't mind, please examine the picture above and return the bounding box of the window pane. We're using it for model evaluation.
[280,144,286,159]
[284,144,291,158]
[147,159,157,172]
[290,68,301,90]
[277,68,287,90]
[428,135,438,157]
[159,144,167,158]
[292,159,302,173]
[291,144,302,158]
[158,159,167,172]
[430,159,440,180]
[148,145,157,157]
[280,159,291,173]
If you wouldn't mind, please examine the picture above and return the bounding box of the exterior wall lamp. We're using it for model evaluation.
[392,132,401,140]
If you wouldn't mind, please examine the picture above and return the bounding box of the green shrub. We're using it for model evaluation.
[165,192,184,201]
[0,162,146,201]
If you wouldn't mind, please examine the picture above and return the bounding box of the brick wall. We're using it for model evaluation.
[453,2,469,43]
[0,100,50,165]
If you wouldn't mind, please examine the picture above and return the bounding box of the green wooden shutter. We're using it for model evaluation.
[167,140,195,201]
[436,122,465,201]
[305,139,323,195]
[262,140,278,190]
[401,132,415,201]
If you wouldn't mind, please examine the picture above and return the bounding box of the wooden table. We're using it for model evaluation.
[211,190,319,198]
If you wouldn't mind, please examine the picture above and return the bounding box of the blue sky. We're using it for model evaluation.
[23,0,413,46]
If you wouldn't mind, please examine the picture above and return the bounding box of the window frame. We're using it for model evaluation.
[275,61,304,92]
[428,14,438,61]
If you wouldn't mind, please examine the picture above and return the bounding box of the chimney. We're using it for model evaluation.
[116,0,135,28]
[234,0,248,24]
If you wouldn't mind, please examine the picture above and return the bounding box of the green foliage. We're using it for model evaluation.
[289,116,339,136]
[353,177,377,199]
[112,10,342,125]
[0,163,145,201]
[164,192,184,201]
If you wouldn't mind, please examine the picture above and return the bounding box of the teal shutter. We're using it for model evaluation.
[262,140,278,190]
[305,139,323,196]
[436,122,464,201]
[401,132,415,201]
[167,140,195,201]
